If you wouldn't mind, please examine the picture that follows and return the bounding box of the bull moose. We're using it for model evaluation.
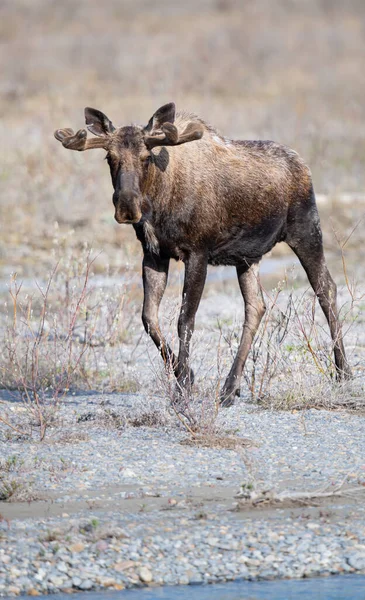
[54,103,351,405]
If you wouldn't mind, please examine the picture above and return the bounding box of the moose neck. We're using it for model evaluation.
[141,147,173,203]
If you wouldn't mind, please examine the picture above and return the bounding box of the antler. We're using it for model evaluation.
[54,128,108,151]
[145,122,204,150]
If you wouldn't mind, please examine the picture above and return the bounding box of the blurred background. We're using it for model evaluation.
[0,0,364,281]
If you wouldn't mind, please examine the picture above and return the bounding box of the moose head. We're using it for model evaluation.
[54,103,204,225]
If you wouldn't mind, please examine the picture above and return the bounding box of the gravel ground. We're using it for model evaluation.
[1,393,365,596]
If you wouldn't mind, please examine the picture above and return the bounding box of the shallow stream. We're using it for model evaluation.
[21,575,365,600]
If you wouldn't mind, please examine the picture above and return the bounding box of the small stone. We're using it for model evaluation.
[121,468,137,478]
[48,574,65,587]
[96,576,116,587]
[306,523,320,530]
[189,574,203,584]
[114,560,135,572]
[347,553,365,570]
[139,566,153,583]
[265,554,276,563]
[72,577,82,588]
[27,590,41,597]
[238,555,249,564]
[7,587,20,595]
[79,580,93,590]
[34,569,47,582]
[95,540,108,552]
[207,537,219,546]
[69,542,85,553]
[56,562,69,573]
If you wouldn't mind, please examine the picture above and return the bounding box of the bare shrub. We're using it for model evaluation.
[0,249,137,439]
[241,268,364,410]
[0,475,38,502]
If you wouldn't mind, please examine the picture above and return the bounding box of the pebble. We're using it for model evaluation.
[139,567,153,583]
[347,553,365,570]
[71,576,82,588]
[79,580,93,590]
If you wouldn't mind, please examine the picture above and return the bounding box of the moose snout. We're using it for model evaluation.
[113,192,142,224]
[114,211,142,224]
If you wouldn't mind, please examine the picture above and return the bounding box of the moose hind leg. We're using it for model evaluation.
[221,261,266,407]
[288,216,351,380]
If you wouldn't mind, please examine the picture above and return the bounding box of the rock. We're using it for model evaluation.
[72,577,82,588]
[206,537,219,546]
[189,574,203,584]
[264,554,276,563]
[96,576,117,587]
[95,540,109,552]
[347,553,365,570]
[139,567,153,583]
[56,562,69,573]
[69,543,85,553]
[237,555,249,564]
[121,468,137,478]
[34,569,47,582]
[79,580,93,590]
[48,574,66,587]
[114,560,135,572]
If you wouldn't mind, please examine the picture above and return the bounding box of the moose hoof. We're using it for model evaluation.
[174,368,195,390]
[220,387,240,408]
[336,365,352,382]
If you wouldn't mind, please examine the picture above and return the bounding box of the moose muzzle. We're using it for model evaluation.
[113,171,143,224]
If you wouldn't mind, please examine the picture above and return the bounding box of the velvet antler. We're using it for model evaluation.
[144,121,204,150]
[54,128,109,151]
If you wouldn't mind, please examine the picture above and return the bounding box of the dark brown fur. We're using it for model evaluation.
[54,103,351,405]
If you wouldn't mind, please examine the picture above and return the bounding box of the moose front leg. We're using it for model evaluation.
[142,253,178,372]
[176,252,208,393]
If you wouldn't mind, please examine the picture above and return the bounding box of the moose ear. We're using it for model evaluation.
[84,107,115,137]
[145,103,176,132]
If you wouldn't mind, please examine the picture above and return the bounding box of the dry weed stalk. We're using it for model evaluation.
[0,249,132,440]
[235,476,364,509]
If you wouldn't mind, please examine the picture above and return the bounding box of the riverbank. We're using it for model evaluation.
[1,388,365,595]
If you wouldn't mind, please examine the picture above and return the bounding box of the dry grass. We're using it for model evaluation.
[180,433,256,450]
[1,0,365,283]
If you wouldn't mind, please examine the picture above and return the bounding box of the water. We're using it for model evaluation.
[21,576,365,600]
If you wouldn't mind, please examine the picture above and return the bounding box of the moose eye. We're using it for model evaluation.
[140,154,150,165]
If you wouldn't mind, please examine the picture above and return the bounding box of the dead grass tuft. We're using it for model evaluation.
[181,433,256,450]
[0,475,38,503]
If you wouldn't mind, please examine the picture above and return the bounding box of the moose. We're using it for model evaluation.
[54,103,351,405]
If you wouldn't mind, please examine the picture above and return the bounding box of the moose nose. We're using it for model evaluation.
[114,206,142,224]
